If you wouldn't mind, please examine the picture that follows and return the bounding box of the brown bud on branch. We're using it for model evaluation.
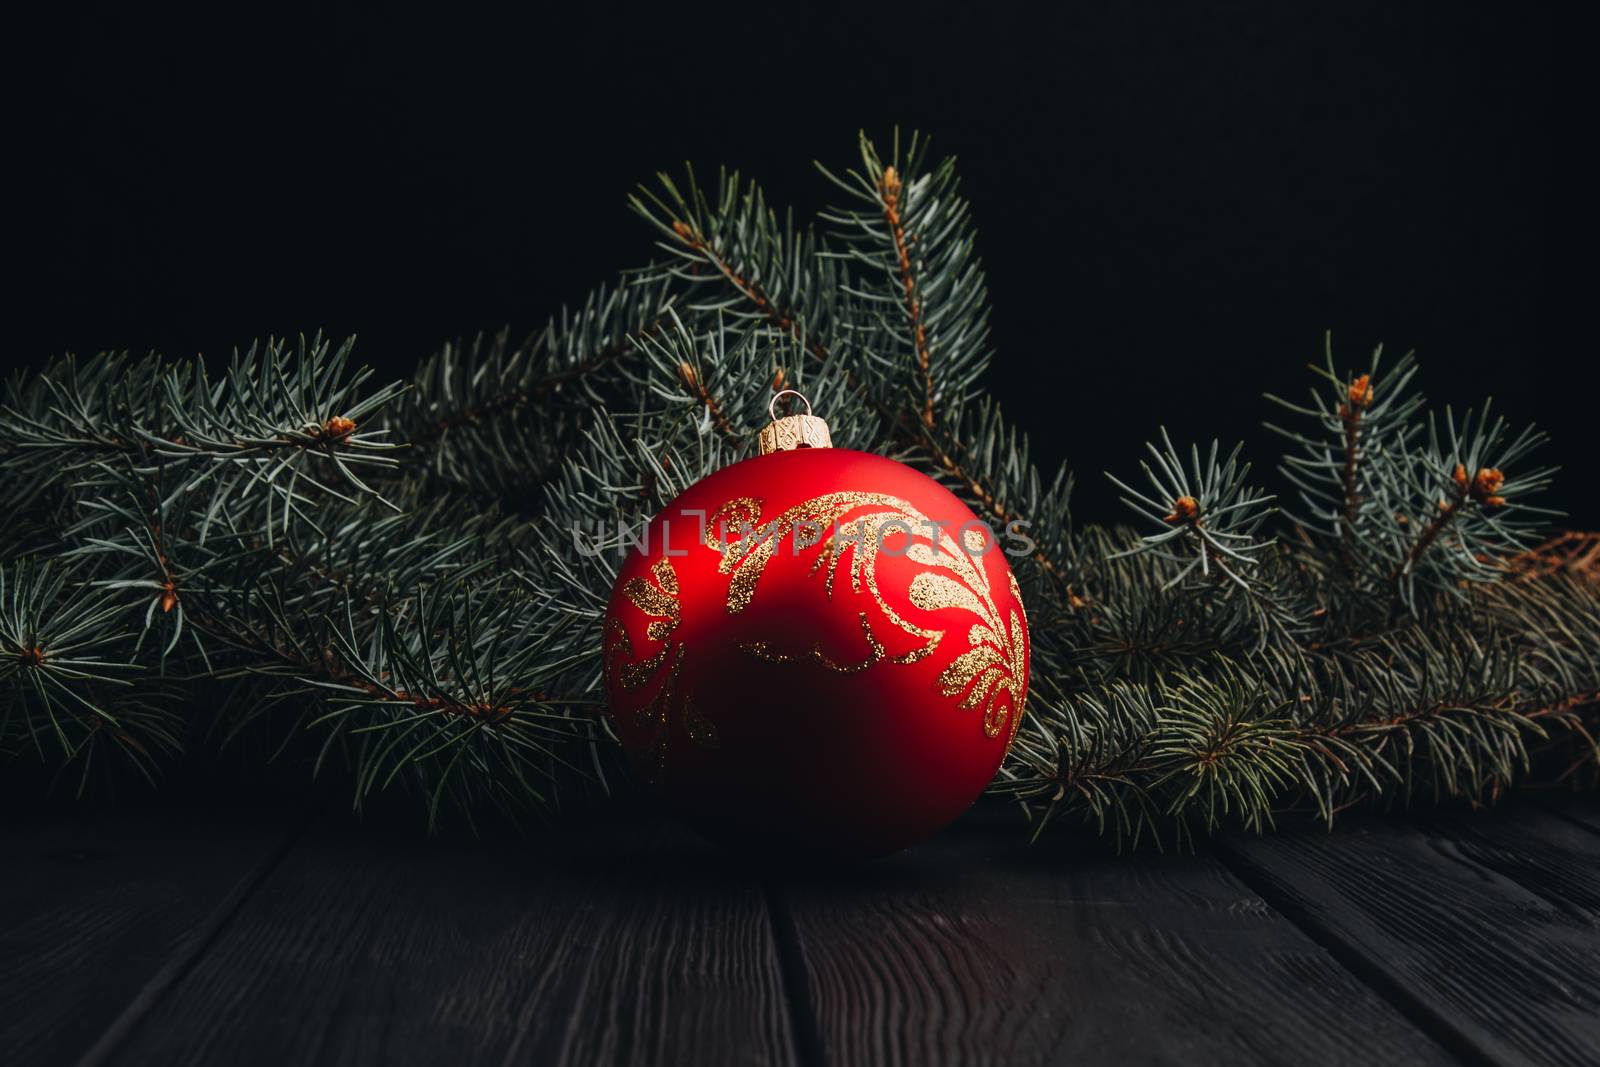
[881,165,902,205]
[1470,467,1507,508]
[1164,496,1201,525]
[317,415,357,444]
[1347,373,1373,410]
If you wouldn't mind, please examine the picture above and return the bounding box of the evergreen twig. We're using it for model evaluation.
[4,130,1593,846]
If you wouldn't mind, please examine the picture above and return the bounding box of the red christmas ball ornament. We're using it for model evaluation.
[602,392,1030,858]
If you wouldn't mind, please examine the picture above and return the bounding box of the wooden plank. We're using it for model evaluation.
[102,811,799,1067]
[1428,803,1600,920]
[774,812,1450,1066]
[0,798,304,1067]
[1543,794,1600,838]
[1217,807,1600,1067]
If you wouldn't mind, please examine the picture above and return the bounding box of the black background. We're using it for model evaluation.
[17,3,1571,525]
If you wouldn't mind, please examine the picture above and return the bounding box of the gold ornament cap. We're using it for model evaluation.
[758,389,832,454]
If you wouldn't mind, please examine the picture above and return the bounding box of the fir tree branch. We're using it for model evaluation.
[674,360,740,440]
[403,278,676,449]
[631,150,1049,586]
[1268,338,1424,589]
[405,338,623,451]
[1390,470,1470,586]
[1338,372,1370,563]
[877,164,935,430]
[5,130,1594,847]
[665,220,830,365]
[391,277,678,502]
[1512,531,1600,581]
[631,167,837,367]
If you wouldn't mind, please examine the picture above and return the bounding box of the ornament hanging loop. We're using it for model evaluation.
[759,389,832,454]
[768,388,813,422]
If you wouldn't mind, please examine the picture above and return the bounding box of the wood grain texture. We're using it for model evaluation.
[102,814,798,1067]
[15,795,1600,1067]
[1429,803,1600,921]
[0,801,302,1067]
[1218,807,1600,1067]
[1546,795,1600,838]
[775,814,1449,1067]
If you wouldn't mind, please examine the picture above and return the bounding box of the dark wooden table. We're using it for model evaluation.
[6,793,1600,1067]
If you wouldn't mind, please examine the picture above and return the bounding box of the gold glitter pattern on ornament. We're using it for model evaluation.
[603,558,720,780]
[606,557,684,688]
[603,618,658,692]
[706,489,1028,741]
[1005,571,1029,745]
[651,557,679,595]
[740,612,938,674]
[684,700,719,749]
[702,496,767,613]
[637,644,685,782]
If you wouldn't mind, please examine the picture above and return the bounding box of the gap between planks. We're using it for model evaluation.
[1207,837,1500,1067]
[762,880,827,1067]
[73,805,319,1067]
[1211,802,1600,1067]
